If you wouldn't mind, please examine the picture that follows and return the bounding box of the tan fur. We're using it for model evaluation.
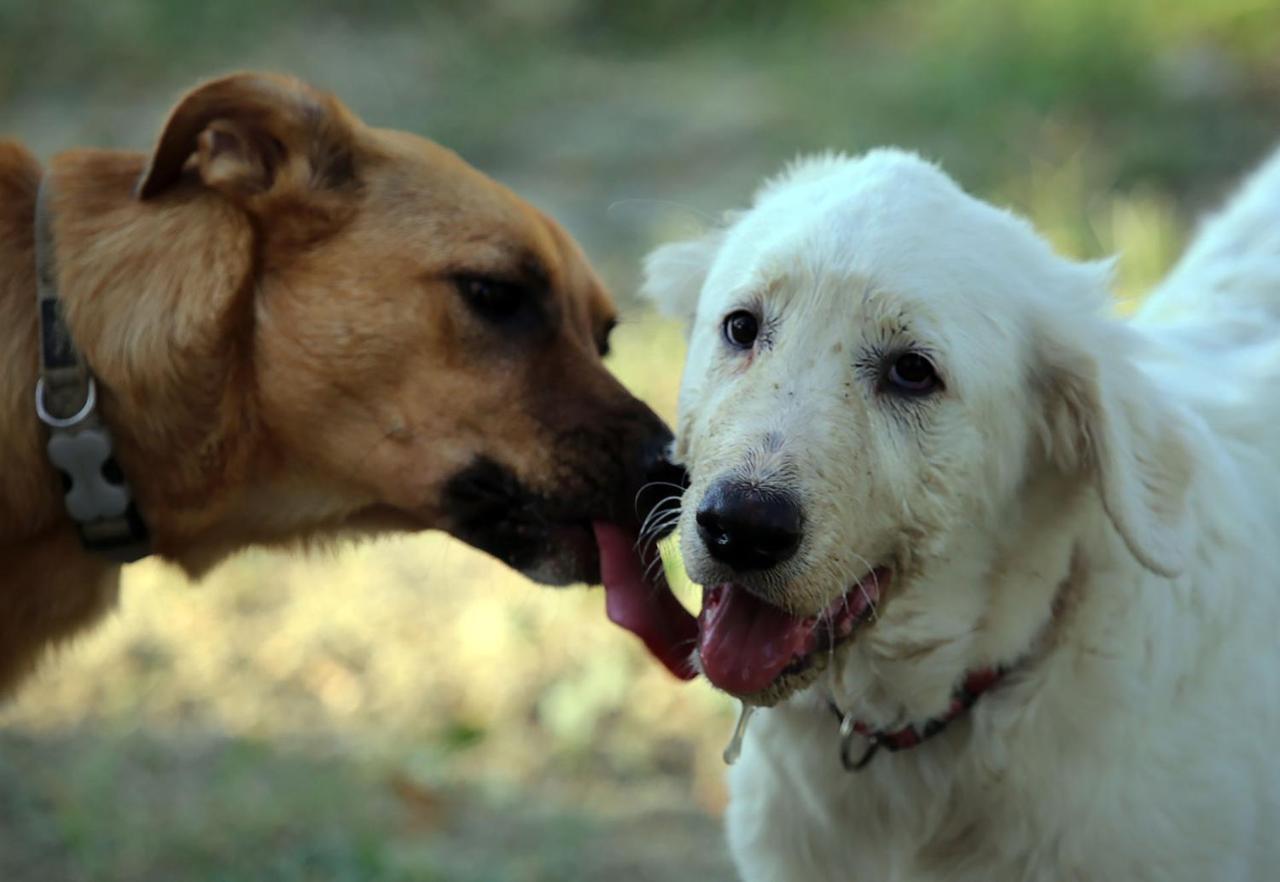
[0,73,663,695]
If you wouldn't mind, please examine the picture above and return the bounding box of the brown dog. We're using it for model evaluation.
[0,72,694,695]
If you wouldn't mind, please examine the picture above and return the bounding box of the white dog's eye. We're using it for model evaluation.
[885,352,942,396]
[723,310,759,349]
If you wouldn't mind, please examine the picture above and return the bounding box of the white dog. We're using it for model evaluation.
[641,149,1280,881]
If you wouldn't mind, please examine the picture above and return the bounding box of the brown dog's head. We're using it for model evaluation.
[49,73,685,599]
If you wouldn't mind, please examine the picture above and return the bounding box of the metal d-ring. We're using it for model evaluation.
[839,712,881,772]
[35,376,97,429]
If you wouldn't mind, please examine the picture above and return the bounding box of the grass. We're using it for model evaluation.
[1,1,1277,878]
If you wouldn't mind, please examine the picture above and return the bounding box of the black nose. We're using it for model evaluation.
[696,480,803,572]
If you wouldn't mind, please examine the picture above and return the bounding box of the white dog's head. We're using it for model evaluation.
[642,150,1192,714]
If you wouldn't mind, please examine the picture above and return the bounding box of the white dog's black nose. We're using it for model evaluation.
[696,480,803,572]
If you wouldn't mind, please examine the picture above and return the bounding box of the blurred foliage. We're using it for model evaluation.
[1,0,1278,879]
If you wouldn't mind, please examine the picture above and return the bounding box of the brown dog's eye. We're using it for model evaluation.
[457,277,526,322]
[723,310,759,349]
[884,351,942,396]
[598,318,617,358]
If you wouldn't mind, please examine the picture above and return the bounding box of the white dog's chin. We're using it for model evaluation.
[696,568,891,706]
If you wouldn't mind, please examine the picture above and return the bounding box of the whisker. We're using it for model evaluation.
[823,590,853,671]
[825,551,882,707]
[639,489,684,513]
[639,493,683,525]
[672,634,700,652]
[643,554,666,585]
[640,524,681,548]
[634,481,689,497]
[637,498,683,546]
[639,507,682,536]
[606,197,717,226]
[634,481,687,520]
[848,552,882,622]
[638,516,682,551]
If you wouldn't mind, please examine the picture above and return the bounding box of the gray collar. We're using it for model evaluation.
[34,177,151,564]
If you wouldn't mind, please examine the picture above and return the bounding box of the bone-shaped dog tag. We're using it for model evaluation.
[47,428,130,522]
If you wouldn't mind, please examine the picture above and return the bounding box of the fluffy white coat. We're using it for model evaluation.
[642,148,1280,881]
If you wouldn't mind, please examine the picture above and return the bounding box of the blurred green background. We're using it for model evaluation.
[1,1,1278,880]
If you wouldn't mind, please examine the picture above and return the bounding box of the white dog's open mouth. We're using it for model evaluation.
[697,569,890,698]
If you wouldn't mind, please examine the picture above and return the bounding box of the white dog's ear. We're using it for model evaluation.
[640,230,723,329]
[1041,331,1193,578]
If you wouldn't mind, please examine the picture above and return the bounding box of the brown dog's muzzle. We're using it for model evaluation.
[439,381,699,680]
[441,396,685,585]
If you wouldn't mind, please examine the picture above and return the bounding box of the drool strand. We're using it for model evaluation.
[723,701,757,766]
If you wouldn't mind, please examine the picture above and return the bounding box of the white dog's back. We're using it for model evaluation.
[1138,148,1280,520]
[1143,147,1280,334]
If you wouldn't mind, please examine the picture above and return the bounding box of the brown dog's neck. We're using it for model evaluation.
[1,146,269,557]
[0,142,59,544]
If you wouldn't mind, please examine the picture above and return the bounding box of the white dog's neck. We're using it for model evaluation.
[820,467,1115,734]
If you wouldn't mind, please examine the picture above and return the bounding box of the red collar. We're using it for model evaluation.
[828,667,1005,771]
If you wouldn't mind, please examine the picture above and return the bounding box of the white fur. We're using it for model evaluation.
[643,148,1280,881]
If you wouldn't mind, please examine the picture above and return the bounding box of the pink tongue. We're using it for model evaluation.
[697,584,815,695]
[594,522,698,680]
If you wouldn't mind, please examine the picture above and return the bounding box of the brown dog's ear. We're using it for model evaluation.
[137,72,358,204]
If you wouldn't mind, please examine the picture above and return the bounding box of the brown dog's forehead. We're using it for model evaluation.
[358,128,617,338]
